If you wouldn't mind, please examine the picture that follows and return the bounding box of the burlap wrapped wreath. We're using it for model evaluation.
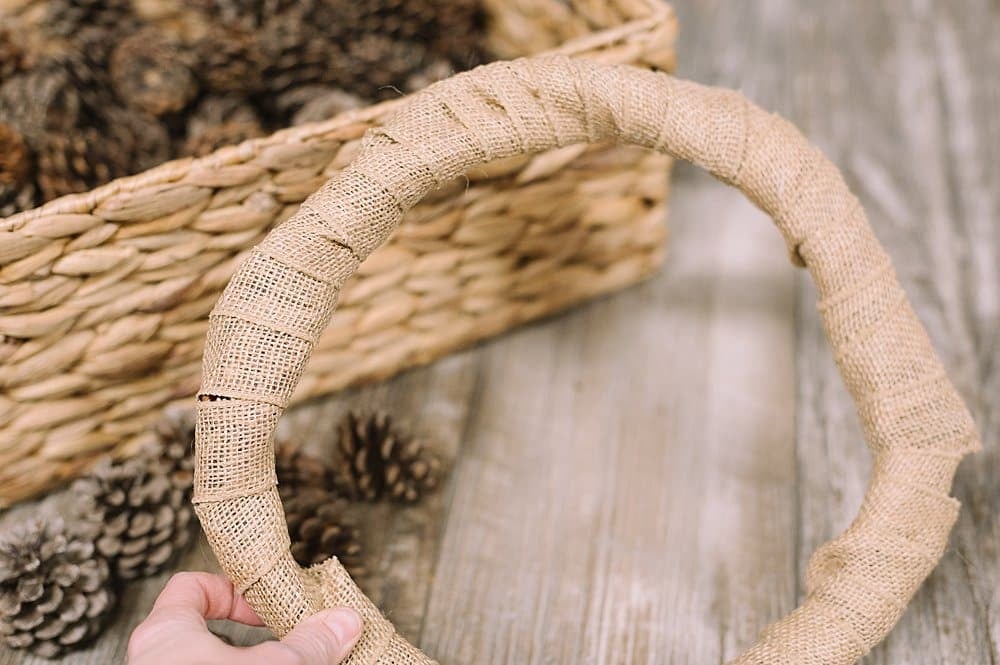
[193,56,980,664]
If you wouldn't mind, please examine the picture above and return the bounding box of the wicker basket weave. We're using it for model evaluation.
[0,0,677,506]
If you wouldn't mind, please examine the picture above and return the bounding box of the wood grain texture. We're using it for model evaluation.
[2,1,997,662]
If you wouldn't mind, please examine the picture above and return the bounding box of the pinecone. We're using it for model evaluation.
[34,126,110,199]
[33,107,169,200]
[275,441,330,500]
[405,58,456,93]
[182,95,264,156]
[257,9,346,97]
[194,25,268,95]
[1,64,88,199]
[0,54,167,201]
[283,488,363,572]
[109,28,198,117]
[151,408,196,496]
[333,411,441,503]
[0,520,116,658]
[71,446,195,581]
[0,24,37,81]
[277,85,364,126]
[186,0,304,29]
[43,0,135,38]
[0,121,37,217]
[344,34,431,100]
[0,180,38,217]
[341,0,486,66]
[0,64,82,146]
[43,0,141,66]
[423,0,486,66]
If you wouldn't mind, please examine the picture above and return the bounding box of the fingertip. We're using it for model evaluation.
[320,607,362,648]
[280,607,363,663]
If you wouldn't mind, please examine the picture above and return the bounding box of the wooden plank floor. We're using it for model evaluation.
[3,1,998,662]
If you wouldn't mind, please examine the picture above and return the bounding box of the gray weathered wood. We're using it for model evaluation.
[2,1,997,662]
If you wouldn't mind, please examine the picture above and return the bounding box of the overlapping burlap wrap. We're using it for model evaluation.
[193,56,981,664]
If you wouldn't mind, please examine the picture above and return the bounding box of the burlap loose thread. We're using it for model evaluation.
[194,56,980,665]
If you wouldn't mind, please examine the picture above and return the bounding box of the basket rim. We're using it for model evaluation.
[0,0,674,233]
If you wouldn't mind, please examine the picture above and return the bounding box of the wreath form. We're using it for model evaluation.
[193,57,980,665]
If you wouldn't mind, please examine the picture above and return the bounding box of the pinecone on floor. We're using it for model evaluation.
[152,408,196,496]
[0,520,116,658]
[70,447,195,581]
[283,488,363,573]
[333,411,441,503]
[109,28,198,117]
[182,95,264,156]
[276,441,330,500]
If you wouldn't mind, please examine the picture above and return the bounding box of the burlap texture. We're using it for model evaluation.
[194,56,981,664]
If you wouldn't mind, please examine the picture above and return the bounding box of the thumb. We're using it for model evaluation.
[274,607,363,664]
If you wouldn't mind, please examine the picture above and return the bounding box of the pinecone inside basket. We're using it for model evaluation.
[0,0,490,215]
[333,411,441,503]
[183,95,265,157]
[109,28,198,117]
[70,431,196,581]
[0,520,116,659]
[0,121,37,217]
[283,487,364,573]
[0,53,170,201]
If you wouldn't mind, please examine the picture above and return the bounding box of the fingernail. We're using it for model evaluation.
[325,607,362,646]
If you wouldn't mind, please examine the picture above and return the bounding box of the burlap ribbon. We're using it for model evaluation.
[193,56,980,664]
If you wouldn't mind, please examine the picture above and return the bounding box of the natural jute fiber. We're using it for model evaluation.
[194,57,981,663]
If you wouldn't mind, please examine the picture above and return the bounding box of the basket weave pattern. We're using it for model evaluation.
[0,0,677,505]
[194,56,980,664]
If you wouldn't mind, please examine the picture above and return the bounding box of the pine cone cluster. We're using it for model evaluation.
[0,0,488,216]
[0,405,443,656]
[272,409,444,574]
[333,411,442,503]
[0,520,116,658]
[0,49,170,203]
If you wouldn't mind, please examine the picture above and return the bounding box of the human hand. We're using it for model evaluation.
[127,572,362,664]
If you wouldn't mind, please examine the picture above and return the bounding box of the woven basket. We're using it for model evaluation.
[194,56,980,665]
[0,0,677,506]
